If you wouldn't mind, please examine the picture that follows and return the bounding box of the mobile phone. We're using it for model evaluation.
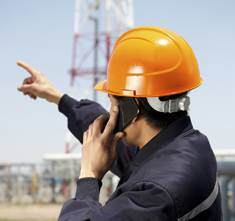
[104,97,139,134]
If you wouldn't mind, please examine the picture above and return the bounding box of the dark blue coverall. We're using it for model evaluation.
[58,94,222,221]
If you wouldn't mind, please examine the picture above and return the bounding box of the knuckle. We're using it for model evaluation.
[94,115,103,123]
[107,122,114,128]
[100,138,105,145]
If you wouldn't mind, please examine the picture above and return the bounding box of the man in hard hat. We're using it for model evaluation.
[17,26,222,220]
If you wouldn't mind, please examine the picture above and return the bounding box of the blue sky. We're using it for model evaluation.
[0,0,235,162]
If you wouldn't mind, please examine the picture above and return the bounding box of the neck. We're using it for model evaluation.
[137,123,161,149]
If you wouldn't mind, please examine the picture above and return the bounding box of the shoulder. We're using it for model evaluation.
[110,179,178,220]
[133,129,217,217]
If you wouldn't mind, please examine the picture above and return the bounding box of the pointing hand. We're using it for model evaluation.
[17,61,63,104]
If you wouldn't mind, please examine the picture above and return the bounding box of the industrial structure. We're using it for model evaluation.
[214,150,235,221]
[0,155,115,204]
[65,0,134,153]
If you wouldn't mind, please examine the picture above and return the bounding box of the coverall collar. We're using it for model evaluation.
[120,115,193,183]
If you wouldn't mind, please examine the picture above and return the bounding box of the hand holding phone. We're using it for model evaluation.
[104,97,139,134]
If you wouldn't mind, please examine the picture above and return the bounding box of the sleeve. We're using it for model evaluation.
[58,94,138,177]
[58,179,177,221]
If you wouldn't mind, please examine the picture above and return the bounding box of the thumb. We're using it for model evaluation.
[17,84,37,94]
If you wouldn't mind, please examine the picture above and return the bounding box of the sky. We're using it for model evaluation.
[0,0,235,163]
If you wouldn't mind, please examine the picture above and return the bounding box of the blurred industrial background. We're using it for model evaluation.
[1,0,235,220]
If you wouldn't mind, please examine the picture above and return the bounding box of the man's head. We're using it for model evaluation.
[109,93,188,147]
[96,26,202,146]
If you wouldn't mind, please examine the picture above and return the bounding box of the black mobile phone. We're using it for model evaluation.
[104,97,139,134]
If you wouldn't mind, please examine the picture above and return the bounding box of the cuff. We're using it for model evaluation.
[75,178,102,201]
[58,94,78,117]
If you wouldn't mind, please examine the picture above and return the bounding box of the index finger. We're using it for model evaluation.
[16,60,38,78]
[93,114,109,135]
[103,105,119,138]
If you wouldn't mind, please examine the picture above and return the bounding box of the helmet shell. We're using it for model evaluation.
[95,26,202,97]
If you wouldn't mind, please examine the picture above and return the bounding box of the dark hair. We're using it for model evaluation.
[137,93,188,129]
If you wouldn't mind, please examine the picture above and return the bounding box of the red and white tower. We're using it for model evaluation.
[65,0,134,153]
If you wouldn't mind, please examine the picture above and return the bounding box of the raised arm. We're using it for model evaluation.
[57,94,138,176]
[58,105,175,221]
[16,61,138,177]
[17,61,63,104]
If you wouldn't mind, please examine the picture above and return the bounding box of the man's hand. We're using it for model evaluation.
[17,61,63,104]
[80,104,124,180]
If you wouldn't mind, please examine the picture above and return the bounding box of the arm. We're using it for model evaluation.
[58,94,138,177]
[58,94,106,143]
[58,105,175,221]
[59,178,176,221]
[16,61,138,177]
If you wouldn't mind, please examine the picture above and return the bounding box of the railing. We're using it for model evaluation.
[216,149,235,221]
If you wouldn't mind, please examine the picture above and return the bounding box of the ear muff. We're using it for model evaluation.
[147,96,190,113]
[137,95,190,113]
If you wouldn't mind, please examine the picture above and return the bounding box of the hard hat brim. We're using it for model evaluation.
[95,78,203,97]
[94,80,108,93]
[94,79,137,97]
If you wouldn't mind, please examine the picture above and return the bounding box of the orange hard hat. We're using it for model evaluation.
[95,26,202,97]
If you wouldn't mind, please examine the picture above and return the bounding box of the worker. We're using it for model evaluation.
[17,26,222,220]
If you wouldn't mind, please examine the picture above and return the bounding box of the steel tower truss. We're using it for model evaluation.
[65,0,134,153]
